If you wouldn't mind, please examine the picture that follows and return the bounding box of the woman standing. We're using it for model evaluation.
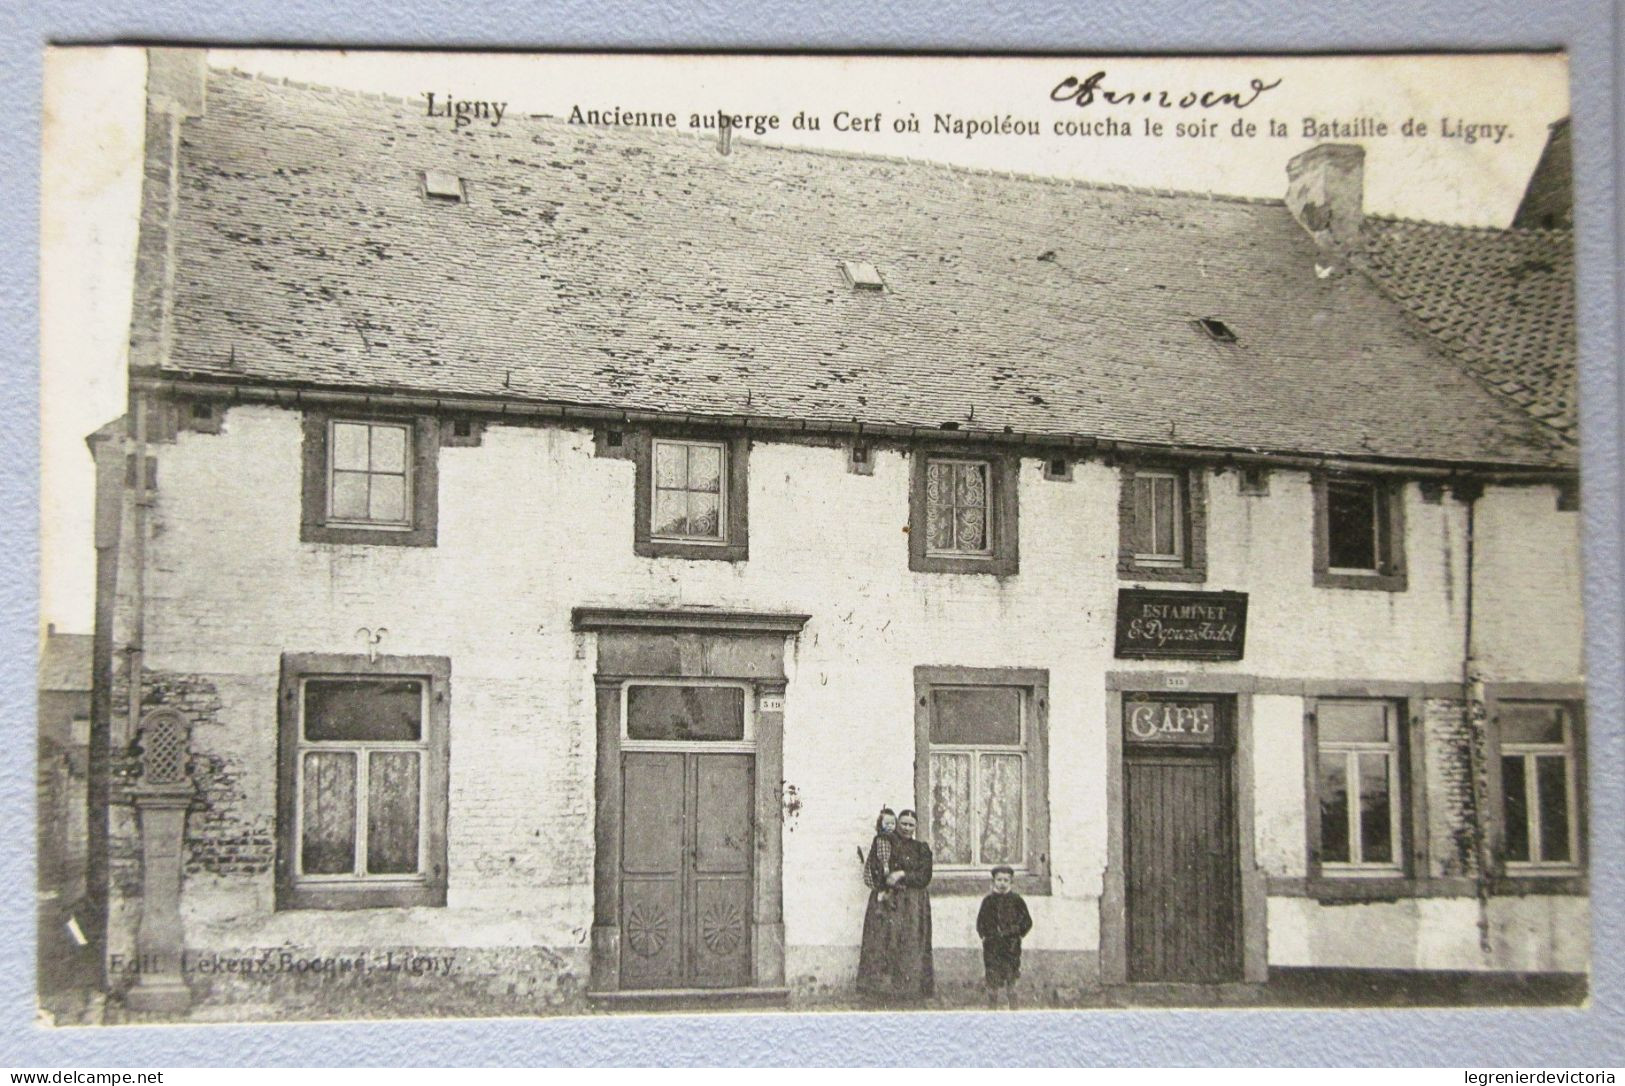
[884,809,935,1000]
[855,807,898,997]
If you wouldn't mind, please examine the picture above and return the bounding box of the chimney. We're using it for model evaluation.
[129,49,209,376]
[1285,144,1365,250]
[146,47,208,119]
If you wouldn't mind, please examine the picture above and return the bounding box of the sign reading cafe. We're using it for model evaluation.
[1114,589,1247,661]
[1123,698,1221,747]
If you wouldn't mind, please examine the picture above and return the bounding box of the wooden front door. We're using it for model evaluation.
[620,751,754,989]
[1123,696,1241,983]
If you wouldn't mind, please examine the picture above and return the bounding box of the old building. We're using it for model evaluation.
[84,50,1583,1018]
[38,625,94,999]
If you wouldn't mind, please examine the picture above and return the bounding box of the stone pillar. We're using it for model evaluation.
[125,707,193,1013]
[125,783,192,1012]
[753,681,786,987]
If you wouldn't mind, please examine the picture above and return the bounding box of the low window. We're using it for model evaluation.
[631,432,749,561]
[1118,464,1206,582]
[277,654,449,909]
[1313,475,1406,590]
[1495,701,1582,872]
[1310,699,1405,874]
[301,412,438,547]
[908,453,1019,575]
[914,667,1049,889]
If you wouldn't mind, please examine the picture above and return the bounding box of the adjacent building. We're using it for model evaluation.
[83,50,1583,1018]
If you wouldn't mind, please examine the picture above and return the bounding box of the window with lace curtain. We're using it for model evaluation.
[914,666,1050,891]
[908,452,1020,575]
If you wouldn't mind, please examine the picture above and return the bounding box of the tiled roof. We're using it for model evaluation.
[1352,217,1576,442]
[150,69,1571,469]
[38,632,92,693]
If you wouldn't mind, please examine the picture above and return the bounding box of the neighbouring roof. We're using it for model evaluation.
[1352,217,1576,442]
[39,632,92,693]
[148,68,1571,469]
[1513,117,1572,230]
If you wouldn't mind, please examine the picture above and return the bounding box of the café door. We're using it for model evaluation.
[1122,695,1242,983]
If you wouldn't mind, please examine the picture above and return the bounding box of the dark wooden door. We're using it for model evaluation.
[620,751,753,989]
[1125,751,1241,982]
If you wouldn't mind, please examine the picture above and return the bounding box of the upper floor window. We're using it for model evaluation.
[1313,475,1406,590]
[1118,464,1206,582]
[1310,698,1406,874]
[908,452,1019,575]
[328,421,412,528]
[1130,470,1184,565]
[276,653,450,909]
[628,432,749,562]
[653,439,726,543]
[301,411,438,547]
[1495,701,1582,872]
[925,459,992,556]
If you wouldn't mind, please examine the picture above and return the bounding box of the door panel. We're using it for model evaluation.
[620,750,754,989]
[1125,754,1241,982]
[620,753,684,989]
[623,754,684,873]
[692,754,753,987]
[695,755,752,874]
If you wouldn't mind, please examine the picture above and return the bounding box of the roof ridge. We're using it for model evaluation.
[209,64,1285,209]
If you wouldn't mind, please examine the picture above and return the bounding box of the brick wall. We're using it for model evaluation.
[102,402,1584,1008]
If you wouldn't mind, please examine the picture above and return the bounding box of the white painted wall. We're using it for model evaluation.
[1473,485,1584,684]
[117,404,1583,976]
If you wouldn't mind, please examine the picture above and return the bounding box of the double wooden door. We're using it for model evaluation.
[1123,697,1242,983]
[619,751,754,989]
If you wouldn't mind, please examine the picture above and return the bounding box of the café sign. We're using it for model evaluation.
[1115,588,1247,661]
[1124,698,1221,747]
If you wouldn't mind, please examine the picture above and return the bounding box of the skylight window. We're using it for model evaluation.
[1195,317,1237,344]
[840,261,886,291]
[422,170,465,202]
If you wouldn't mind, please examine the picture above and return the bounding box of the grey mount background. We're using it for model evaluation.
[3,0,1619,1067]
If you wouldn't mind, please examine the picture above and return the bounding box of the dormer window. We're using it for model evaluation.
[422,170,465,202]
[840,261,886,291]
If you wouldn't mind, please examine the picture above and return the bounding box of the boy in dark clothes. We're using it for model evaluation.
[976,865,1033,1009]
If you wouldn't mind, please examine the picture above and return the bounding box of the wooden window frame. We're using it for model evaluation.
[1305,698,1407,877]
[276,653,450,910]
[1312,474,1407,591]
[631,431,749,562]
[908,450,1020,576]
[913,666,1049,895]
[1485,686,1587,891]
[300,411,439,547]
[1118,463,1207,583]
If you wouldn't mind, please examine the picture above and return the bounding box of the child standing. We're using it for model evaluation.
[975,865,1032,1009]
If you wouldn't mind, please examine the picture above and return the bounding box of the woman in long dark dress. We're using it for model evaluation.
[883,809,935,1000]
[855,807,898,996]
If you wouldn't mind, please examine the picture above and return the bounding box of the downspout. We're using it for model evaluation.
[1459,483,1493,951]
[126,395,150,748]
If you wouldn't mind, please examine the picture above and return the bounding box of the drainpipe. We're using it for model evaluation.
[126,394,150,745]
[1458,482,1493,951]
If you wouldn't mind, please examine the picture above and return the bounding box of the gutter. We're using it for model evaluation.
[128,372,1576,484]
